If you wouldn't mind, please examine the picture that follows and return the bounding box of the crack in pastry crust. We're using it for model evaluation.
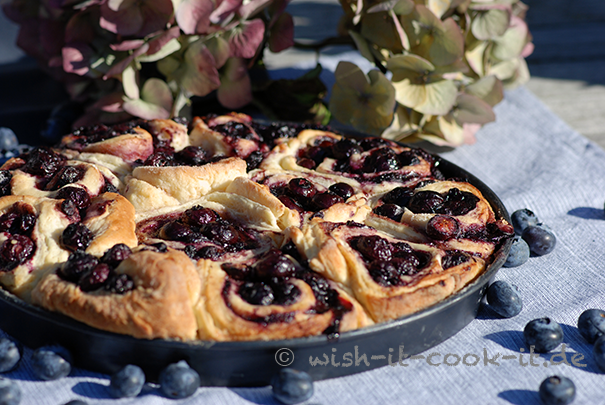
[0,113,512,341]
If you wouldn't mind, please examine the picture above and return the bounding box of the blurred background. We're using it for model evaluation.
[1,0,604,148]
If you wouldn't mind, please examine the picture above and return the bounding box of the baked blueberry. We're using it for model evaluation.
[109,364,145,398]
[522,224,556,256]
[425,215,460,240]
[353,236,392,261]
[485,281,523,318]
[0,338,21,373]
[59,251,99,283]
[31,346,71,381]
[503,236,530,267]
[78,263,111,292]
[328,183,354,200]
[61,223,93,251]
[511,208,539,235]
[539,376,576,405]
[382,187,413,207]
[0,376,21,405]
[287,178,317,199]
[523,318,564,353]
[159,360,200,399]
[311,192,344,210]
[577,309,605,343]
[373,204,404,222]
[0,234,35,268]
[407,191,444,213]
[101,244,132,267]
[593,335,605,372]
[271,368,314,405]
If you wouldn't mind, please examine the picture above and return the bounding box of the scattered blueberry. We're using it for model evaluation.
[0,339,20,373]
[0,377,21,405]
[522,224,556,256]
[593,335,605,372]
[524,318,564,353]
[0,129,19,152]
[485,280,523,318]
[110,364,145,398]
[31,346,72,381]
[577,309,605,344]
[539,375,576,405]
[159,360,200,399]
[271,368,314,405]
[511,208,539,235]
[503,236,530,267]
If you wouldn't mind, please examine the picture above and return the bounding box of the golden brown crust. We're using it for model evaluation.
[83,193,137,256]
[31,249,200,340]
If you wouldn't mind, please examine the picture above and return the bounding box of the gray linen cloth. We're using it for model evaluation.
[2,54,605,404]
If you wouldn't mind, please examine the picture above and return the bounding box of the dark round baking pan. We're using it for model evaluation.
[0,145,512,387]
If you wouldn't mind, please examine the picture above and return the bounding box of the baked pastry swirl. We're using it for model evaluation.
[0,113,512,341]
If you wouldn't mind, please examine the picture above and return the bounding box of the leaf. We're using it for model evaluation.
[217,58,252,109]
[429,17,464,66]
[178,40,221,96]
[329,62,395,135]
[367,0,414,15]
[349,31,375,64]
[228,19,265,59]
[421,114,465,146]
[123,98,171,119]
[141,78,173,110]
[205,35,230,69]
[490,15,529,61]
[175,0,212,35]
[465,75,503,107]
[360,11,405,52]
[471,7,511,40]
[391,76,458,115]
[426,0,451,18]
[139,38,181,63]
[103,43,149,79]
[122,64,139,99]
[268,12,294,53]
[464,40,488,76]
[387,54,435,75]
[453,93,495,124]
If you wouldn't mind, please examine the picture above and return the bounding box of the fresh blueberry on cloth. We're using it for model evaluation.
[539,375,576,405]
[110,364,145,398]
[524,318,564,353]
[159,360,200,399]
[271,368,314,404]
[486,280,523,318]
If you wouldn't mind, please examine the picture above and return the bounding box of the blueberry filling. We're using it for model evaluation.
[0,170,12,196]
[349,235,431,287]
[221,249,351,336]
[56,186,92,211]
[271,178,346,213]
[21,147,66,179]
[143,206,260,260]
[58,245,134,293]
[394,187,479,216]
[0,203,36,236]
[66,122,139,149]
[441,251,471,269]
[0,234,36,270]
[45,165,86,191]
[61,223,93,251]
[211,121,256,140]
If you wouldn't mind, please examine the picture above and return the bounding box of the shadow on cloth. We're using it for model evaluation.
[567,207,604,220]
[498,389,540,405]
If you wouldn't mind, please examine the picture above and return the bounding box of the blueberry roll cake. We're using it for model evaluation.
[195,248,372,341]
[0,113,512,342]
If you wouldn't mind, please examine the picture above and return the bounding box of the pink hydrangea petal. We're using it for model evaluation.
[239,0,272,20]
[176,0,213,35]
[103,43,149,79]
[268,12,293,52]
[62,43,94,76]
[210,0,242,24]
[110,40,146,52]
[217,59,252,109]
[65,9,97,44]
[228,19,265,59]
[100,2,143,36]
[138,0,174,37]
[147,26,181,55]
